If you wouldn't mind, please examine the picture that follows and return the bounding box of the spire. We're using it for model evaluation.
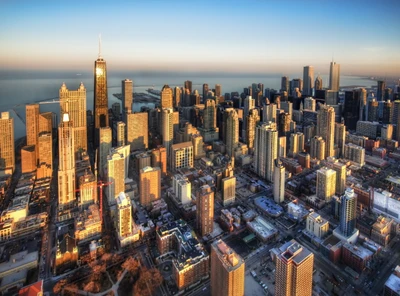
[98,34,102,58]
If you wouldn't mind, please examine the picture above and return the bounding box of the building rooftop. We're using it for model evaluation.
[343,243,373,259]
[0,251,38,275]
[212,239,244,272]
[18,280,43,296]
[247,216,278,240]
[385,273,400,294]
[171,141,193,150]
[254,196,283,217]
[278,240,313,266]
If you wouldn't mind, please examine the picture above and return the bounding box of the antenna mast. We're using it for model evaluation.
[98,34,102,58]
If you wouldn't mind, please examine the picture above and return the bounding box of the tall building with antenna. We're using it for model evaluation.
[93,35,109,146]
[329,61,340,91]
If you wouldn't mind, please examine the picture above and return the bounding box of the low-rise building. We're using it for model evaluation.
[74,204,102,244]
[246,216,278,242]
[341,243,373,273]
[306,212,329,239]
[383,265,400,296]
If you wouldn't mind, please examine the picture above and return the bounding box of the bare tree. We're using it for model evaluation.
[83,281,101,293]
[53,279,67,295]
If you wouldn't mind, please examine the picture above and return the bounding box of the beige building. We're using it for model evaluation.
[99,127,112,177]
[224,108,239,157]
[371,216,393,247]
[59,83,88,153]
[116,121,126,146]
[38,112,53,135]
[222,176,236,206]
[127,112,148,151]
[275,240,314,296]
[310,136,325,160]
[289,132,304,158]
[246,108,260,149]
[316,167,336,202]
[344,143,365,166]
[78,172,97,206]
[316,104,335,158]
[334,123,346,158]
[107,150,125,204]
[254,122,278,182]
[162,108,175,156]
[139,166,161,206]
[196,185,214,237]
[211,239,245,296]
[204,99,217,130]
[38,132,52,171]
[26,104,39,161]
[151,146,167,177]
[74,204,102,244]
[21,145,36,173]
[160,85,173,109]
[171,142,194,171]
[273,160,285,204]
[0,112,15,172]
[192,134,206,160]
[306,212,329,238]
[324,158,346,195]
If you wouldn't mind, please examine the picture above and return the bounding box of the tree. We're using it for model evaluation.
[53,279,67,295]
[122,257,140,275]
[133,268,163,296]
[83,281,101,293]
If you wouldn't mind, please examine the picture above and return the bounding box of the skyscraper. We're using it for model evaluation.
[26,104,39,162]
[242,95,255,139]
[263,103,277,123]
[171,142,194,171]
[316,104,335,158]
[116,192,132,238]
[329,61,340,91]
[334,122,346,158]
[184,80,192,93]
[196,184,214,237]
[224,108,239,157]
[254,122,278,182]
[368,98,379,122]
[215,84,222,97]
[161,108,174,157]
[339,188,357,237]
[289,132,304,158]
[377,80,386,101]
[303,66,314,97]
[246,109,260,149]
[160,85,173,109]
[0,112,15,172]
[116,121,126,147]
[382,100,393,124]
[139,166,161,206]
[59,82,88,153]
[204,99,217,130]
[38,112,53,135]
[275,240,314,296]
[316,167,336,202]
[127,112,148,151]
[174,86,182,108]
[38,132,53,171]
[211,239,245,296]
[202,84,209,101]
[93,43,109,145]
[281,76,289,93]
[107,150,125,204]
[315,75,323,90]
[122,79,133,121]
[343,90,361,131]
[58,114,76,209]
[310,136,325,160]
[99,127,112,177]
[21,145,36,174]
[303,97,316,111]
[151,146,167,177]
[273,159,285,204]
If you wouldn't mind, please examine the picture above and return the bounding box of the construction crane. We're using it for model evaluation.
[75,180,112,223]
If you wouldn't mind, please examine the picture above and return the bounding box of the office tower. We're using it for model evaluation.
[396,102,400,141]
[151,146,167,177]
[263,103,277,123]
[122,79,133,121]
[114,145,130,180]
[116,192,132,237]
[58,114,76,209]
[224,108,239,157]
[278,113,291,137]
[344,143,365,166]
[196,184,214,237]
[246,109,260,149]
[329,61,340,91]
[377,80,385,101]
[215,84,222,97]
[211,239,245,296]
[161,108,174,156]
[221,175,236,206]
[0,112,15,172]
[184,80,193,93]
[59,83,88,153]
[127,112,148,151]
[278,136,286,158]
[368,98,379,122]
[358,88,367,121]
[382,100,393,124]
[281,76,289,93]
[99,127,112,177]
[172,174,192,205]
[315,75,323,91]
[289,132,304,157]
[310,136,325,160]
[339,188,357,236]
[26,104,39,162]
[93,45,109,144]
[202,84,209,101]
[316,104,335,158]
[381,124,394,140]
[303,125,316,143]
[174,86,181,108]
[303,66,314,96]
[392,100,400,124]
[334,123,346,158]
[139,166,161,206]
[112,102,120,119]
[280,101,293,119]
[325,159,346,195]
[38,112,53,135]
[273,160,285,204]
[38,132,52,169]
[290,78,303,94]
[116,121,126,147]
[171,142,194,171]
[242,95,255,139]
[343,90,361,130]
[78,172,97,206]
[254,122,278,182]
[160,85,173,109]
[192,134,205,159]
[21,145,36,173]
[107,150,125,203]
[316,167,336,202]
[275,240,314,296]
[204,99,217,129]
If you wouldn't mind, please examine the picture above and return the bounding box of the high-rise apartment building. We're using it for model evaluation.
[273,160,285,204]
[315,75,323,90]
[172,174,192,205]
[160,85,173,109]
[127,112,148,151]
[325,158,346,196]
[274,240,314,296]
[310,136,325,160]
[263,103,277,123]
[116,192,132,237]
[58,114,76,209]
[303,97,316,111]
[278,136,287,158]
[334,123,346,158]
[316,104,335,158]
[122,79,133,121]
[254,122,278,182]
[224,108,239,157]
[116,121,126,147]
[329,61,340,91]
[281,76,289,93]
[174,86,181,109]
[344,143,365,166]
[221,176,236,207]
[339,188,357,236]
[243,95,255,137]
[196,184,214,237]
[107,150,125,204]
[38,112,53,136]
[303,66,314,97]
[21,145,36,173]
[93,49,109,145]
[316,167,336,202]
[26,104,39,162]
[211,239,245,296]
[162,108,174,156]
[38,132,52,170]
[306,213,329,238]
[377,80,386,101]
[184,80,192,93]
[139,166,161,206]
[383,100,393,124]
[215,84,222,97]
[99,127,112,177]
[204,99,217,130]
[151,146,167,177]
[368,98,379,122]
[0,112,15,172]
[171,142,194,171]
[343,90,362,131]
[289,132,304,157]
[202,84,209,101]
[59,83,87,153]
[246,109,260,149]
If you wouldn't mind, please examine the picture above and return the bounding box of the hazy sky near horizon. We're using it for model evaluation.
[1,0,399,76]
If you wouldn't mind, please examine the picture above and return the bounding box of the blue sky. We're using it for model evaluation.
[1,0,399,76]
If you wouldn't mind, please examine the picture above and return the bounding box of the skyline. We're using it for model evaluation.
[0,0,399,76]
